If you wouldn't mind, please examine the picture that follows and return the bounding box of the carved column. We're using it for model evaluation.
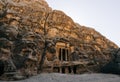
[66,49,67,61]
[71,67,74,74]
[59,67,62,73]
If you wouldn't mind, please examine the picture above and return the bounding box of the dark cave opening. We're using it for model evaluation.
[0,60,5,76]
[73,66,77,74]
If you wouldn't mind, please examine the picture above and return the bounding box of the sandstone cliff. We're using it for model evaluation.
[0,0,119,80]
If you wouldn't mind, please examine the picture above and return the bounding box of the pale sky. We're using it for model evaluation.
[46,0,120,47]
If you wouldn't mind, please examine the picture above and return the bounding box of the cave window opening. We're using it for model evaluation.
[73,66,77,74]
[62,67,65,73]
[68,66,71,73]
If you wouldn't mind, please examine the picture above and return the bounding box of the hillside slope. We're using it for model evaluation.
[0,0,119,80]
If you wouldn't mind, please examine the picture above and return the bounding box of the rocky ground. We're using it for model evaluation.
[0,73,120,82]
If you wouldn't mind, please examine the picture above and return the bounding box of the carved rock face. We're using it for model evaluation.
[0,0,119,78]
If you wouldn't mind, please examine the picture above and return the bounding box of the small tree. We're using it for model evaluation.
[37,12,54,72]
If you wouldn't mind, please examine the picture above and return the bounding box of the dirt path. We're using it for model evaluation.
[0,73,120,82]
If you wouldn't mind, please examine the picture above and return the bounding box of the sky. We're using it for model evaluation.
[46,0,120,47]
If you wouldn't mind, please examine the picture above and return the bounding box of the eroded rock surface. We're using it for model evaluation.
[0,0,119,80]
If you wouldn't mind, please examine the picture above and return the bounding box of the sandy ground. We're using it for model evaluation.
[0,73,120,82]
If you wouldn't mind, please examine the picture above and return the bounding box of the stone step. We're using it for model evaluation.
[4,72,18,75]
